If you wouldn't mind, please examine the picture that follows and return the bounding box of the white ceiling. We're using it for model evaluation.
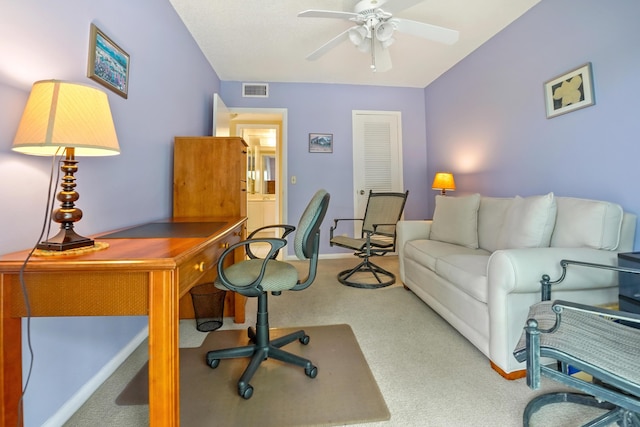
[169,0,540,89]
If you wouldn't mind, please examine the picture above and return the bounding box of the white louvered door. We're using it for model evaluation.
[352,110,403,236]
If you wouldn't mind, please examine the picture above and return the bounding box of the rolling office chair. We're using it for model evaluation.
[330,190,408,288]
[206,189,330,399]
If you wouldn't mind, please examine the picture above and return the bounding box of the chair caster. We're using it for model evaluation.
[247,326,256,342]
[299,334,310,345]
[239,384,254,399]
[207,356,220,369]
[305,365,318,378]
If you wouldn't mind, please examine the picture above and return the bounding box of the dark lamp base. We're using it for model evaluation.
[37,229,95,251]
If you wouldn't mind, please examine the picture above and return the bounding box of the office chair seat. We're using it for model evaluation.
[216,258,299,293]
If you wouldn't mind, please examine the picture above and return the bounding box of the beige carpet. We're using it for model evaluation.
[64,256,616,426]
[116,324,389,426]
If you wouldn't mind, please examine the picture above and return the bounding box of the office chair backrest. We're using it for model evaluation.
[294,189,330,260]
[361,191,409,237]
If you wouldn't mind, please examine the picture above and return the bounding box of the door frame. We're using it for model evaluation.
[229,107,288,227]
[352,110,404,234]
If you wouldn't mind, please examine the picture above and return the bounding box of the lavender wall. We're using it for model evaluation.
[425,0,640,247]
[0,1,219,425]
[220,82,429,255]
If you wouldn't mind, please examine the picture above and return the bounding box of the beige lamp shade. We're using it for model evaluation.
[12,80,120,156]
[432,172,456,192]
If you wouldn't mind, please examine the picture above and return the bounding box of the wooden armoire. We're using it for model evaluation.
[173,136,248,323]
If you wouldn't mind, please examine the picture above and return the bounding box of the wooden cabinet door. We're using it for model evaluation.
[173,136,248,217]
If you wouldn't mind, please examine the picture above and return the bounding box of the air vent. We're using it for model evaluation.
[242,83,269,98]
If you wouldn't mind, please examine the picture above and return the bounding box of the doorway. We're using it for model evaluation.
[229,108,287,237]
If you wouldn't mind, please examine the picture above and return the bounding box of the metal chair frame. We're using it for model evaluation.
[329,190,408,288]
[514,259,640,426]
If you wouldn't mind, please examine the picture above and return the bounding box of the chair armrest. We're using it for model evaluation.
[515,299,640,395]
[370,223,398,237]
[541,259,640,301]
[248,224,295,239]
[329,218,363,241]
[246,224,295,259]
[552,299,640,325]
[217,238,287,297]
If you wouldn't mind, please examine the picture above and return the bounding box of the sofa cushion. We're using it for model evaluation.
[478,197,513,252]
[435,254,490,303]
[551,197,623,250]
[403,239,490,272]
[496,192,557,249]
[429,193,481,249]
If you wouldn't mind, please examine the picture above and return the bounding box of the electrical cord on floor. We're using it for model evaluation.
[16,149,63,427]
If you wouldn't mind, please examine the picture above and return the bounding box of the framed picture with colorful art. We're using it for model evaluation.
[87,24,130,99]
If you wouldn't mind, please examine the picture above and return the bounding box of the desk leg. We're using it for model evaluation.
[1,274,22,427]
[148,271,179,426]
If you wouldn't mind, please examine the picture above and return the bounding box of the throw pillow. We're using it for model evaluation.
[429,194,481,249]
[550,197,623,250]
[496,192,557,249]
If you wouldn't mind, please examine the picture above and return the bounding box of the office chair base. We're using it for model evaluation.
[206,326,317,399]
[523,392,632,427]
[338,259,395,289]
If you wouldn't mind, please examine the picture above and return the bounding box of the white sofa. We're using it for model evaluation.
[397,193,636,378]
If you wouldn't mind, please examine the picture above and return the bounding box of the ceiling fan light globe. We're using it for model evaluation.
[348,26,368,46]
[375,22,395,42]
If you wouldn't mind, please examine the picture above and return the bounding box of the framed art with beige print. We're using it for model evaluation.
[544,63,594,118]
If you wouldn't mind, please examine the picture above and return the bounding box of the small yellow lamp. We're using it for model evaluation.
[432,172,456,195]
[12,80,120,251]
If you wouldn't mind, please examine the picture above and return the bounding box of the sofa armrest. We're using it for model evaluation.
[488,247,623,375]
[396,220,432,283]
[488,247,621,297]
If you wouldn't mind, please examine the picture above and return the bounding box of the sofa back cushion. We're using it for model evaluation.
[429,193,481,249]
[551,197,623,250]
[477,197,513,252]
[495,192,557,250]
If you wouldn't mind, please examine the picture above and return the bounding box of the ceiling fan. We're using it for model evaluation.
[298,0,459,72]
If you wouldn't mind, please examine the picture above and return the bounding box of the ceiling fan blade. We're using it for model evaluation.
[366,0,426,15]
[298,9,358,20]
[305,28,353,61]
[393,18,459,45]
[372,40,392,72]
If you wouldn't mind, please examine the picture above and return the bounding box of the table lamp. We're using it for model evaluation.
[12,80,120,251]
[432,172,455,195]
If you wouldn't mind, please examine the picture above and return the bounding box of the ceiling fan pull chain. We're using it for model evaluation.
[370,32,376,71]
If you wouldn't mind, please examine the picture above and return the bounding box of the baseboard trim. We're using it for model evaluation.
[490,361,526,380]
[285,253,398,261]
[43,326,149,427]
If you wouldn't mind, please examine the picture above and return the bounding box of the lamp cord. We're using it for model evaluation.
[16,149,63,426]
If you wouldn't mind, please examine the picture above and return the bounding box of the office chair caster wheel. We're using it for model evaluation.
[239,384,253,399]
[305,365,318,378]
[247,327,256,342]
[299,334,310,345]
[207,357,220,369]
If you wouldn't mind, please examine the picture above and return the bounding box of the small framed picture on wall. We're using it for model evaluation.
[544,63,595,118]
[87,23,130,99]
[309,133,333,153]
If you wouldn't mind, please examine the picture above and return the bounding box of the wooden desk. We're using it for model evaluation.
[0,216,246,426]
